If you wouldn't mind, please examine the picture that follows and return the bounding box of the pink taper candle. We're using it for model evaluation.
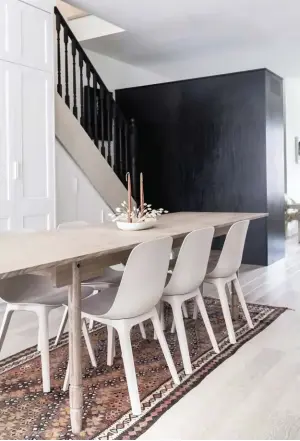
[140,172,144,216]
[126,172,132,223]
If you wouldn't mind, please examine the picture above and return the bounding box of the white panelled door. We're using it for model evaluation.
[0,0,55,232]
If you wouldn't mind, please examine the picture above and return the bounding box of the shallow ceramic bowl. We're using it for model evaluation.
[116,219,156,231]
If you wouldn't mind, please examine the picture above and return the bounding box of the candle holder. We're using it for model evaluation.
[109,202,168,231]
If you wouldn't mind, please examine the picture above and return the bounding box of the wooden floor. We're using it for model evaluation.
[1,237,300,439]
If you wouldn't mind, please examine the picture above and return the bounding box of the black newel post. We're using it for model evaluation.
[129,118,138,202]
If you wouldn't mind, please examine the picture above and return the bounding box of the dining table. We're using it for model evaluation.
[0,211,267,434]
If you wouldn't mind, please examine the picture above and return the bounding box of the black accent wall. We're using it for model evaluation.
[116,69,285,266]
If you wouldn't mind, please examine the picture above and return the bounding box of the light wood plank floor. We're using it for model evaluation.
[141,238,300,440]
[1,238,300,439]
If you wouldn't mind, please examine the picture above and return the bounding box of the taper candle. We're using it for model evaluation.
[140,172,144,216]
[126,172,132,223]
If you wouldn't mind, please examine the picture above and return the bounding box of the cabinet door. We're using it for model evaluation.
[0,60,19,231]
[18,1,53,72]
[0,0,22,64]
[0,0,52,72]
[14,65,55,230]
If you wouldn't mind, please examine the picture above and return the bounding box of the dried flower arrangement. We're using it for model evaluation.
[109,201,168,223]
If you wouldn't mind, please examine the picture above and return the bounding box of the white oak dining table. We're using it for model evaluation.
[0,212,267,434]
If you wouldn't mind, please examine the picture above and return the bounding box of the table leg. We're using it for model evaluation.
[68,262,83,435]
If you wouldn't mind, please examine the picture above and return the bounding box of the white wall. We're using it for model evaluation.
[56,138,113,224]
[285,78,300,202]
[85,49,170,90]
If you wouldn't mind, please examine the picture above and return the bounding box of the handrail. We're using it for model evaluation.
[54,6,138,199]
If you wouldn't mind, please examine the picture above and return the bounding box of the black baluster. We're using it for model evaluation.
[113,103,119,175]
[71,40,78,118]
[86,64,92,137]
[56,13,62,96]
[100,87,105,158]
[64,26,70,107]
[129,118,138,201]
[79,52,84,126]
[107,93,112,166]
[93,73,99,149]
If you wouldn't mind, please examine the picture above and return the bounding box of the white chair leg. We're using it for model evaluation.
[82,319,97,367]
[169,298,192,375]
[117,321,141,415]
[192,299,198,320]
[0,305,14,352]
[62,361,70,392]
[151,310,180,385]
[216,280,236,344]
[195,290,219,353]
[170,319,176,333]
[107,325,116,366]
[182,302,188,318]
[54,306,68,346]
[139,323,147,339]
[37,308,51,393]
[233,277,254,329]
[159,301,166,330]
[89,319,94,331]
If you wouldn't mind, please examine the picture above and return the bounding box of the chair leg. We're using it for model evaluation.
[159,301,166,330]
[107,325,116,366]
[233,277,254,329]
[192,299,198,320]
[195,290,219,353]
[139,323,147,339]
[0,305,14,352]
[170,298,192,374]
[170,319,176,333]
[216,280,236,344]
[182,302,188,318]
[117,321,141,415]
[151,310,180,385]
[54,306,68,346]
[37,308,51,393]
[82,319,97,367]
[89,319,94,331]
[63,361,70,392]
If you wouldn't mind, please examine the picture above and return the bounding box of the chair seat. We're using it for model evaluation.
[81,286,118,317]
[82,267,123,289]
[16,285,93,307]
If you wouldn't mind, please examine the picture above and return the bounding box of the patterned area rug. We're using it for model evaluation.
[0,299,286,440]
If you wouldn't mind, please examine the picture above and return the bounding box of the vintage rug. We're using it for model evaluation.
[0,299,286,440]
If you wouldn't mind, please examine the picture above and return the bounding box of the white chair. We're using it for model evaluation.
[0,274,95,392]
[161,228,219,375]
[64,237,180,415]
[194,220,253,344]
[55,221,146,344]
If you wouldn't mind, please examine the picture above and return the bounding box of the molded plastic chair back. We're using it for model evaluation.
[208,220,249,278]
[103,237,172,320]
[164,227,214,296]
[58,221,89,229]
[0,274,55,303]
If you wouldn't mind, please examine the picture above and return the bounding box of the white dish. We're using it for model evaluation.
[116,219,156,231]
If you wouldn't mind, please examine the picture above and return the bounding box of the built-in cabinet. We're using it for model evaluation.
[0,0,55,231]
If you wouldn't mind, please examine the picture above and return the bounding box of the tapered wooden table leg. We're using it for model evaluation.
[68,262,83,435]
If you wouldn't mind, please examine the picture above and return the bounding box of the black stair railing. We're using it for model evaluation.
[54,6,138,200]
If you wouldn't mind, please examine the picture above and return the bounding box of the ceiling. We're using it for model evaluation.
[67,0,300,78]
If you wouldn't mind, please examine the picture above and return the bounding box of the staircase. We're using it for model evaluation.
[54,7,138,201]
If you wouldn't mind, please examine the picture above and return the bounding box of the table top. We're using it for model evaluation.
[0,212,267,278]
